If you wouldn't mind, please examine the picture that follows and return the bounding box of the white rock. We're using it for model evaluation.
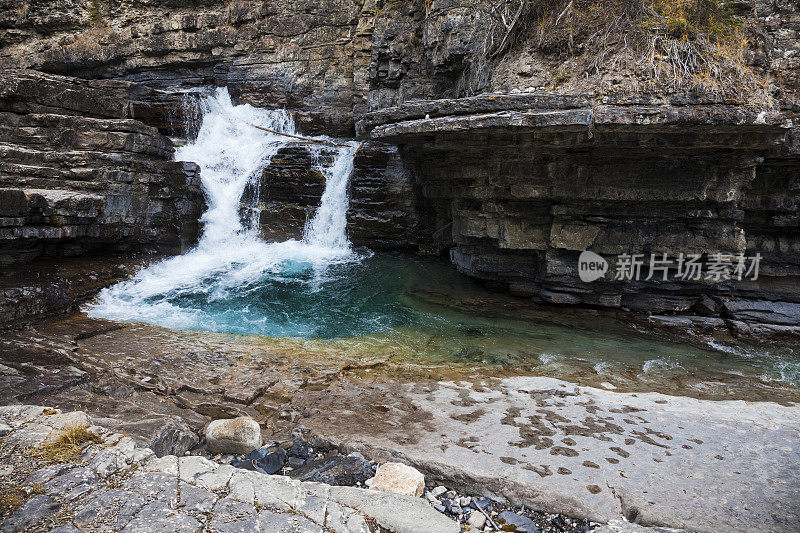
[205,416,262,454]
[39,410,92,430]
[430,485,447,497]
[369,462,425,497]
[467,510,486,530]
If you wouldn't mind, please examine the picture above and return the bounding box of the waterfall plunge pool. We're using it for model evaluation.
[84,87,800,400]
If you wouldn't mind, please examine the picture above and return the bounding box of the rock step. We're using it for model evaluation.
[0,405,461,533]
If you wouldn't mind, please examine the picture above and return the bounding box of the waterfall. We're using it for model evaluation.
[303,144,355,251]
[86,88,359,331]
[175,88,296,244]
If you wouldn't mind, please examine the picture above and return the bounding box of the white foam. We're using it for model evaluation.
[86,88,359,330]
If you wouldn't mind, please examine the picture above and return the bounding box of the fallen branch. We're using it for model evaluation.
[247,122,350,147]
[352,140,367,157]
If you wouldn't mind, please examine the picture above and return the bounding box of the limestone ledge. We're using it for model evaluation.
[359,93,791,140]
[0,404,460,533]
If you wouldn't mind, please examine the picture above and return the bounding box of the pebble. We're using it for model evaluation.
[430,485,447,497]
[467,510,486,530]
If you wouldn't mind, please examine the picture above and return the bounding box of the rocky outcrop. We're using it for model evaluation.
[1,0,798,136]
[243,141,424,251]
[0,70,203,266]
[0,405,460,533]
[363,93,800,324]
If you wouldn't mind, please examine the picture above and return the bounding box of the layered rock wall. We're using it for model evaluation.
[0,70,203,265]
[242,141,423,250]
[364,95,800,325]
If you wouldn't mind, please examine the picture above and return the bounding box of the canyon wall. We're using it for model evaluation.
[0,70,204,265]
[1,0,799,326]
[361,94,800,328]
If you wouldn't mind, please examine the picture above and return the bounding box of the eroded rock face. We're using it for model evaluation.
[0,70,204,266]
[243,141,423,251]
[364,95,800,323]
[0,0,486,136]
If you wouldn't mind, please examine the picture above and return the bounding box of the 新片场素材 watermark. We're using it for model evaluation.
[578,251,761,283]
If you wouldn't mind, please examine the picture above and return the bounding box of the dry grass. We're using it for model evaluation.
[464,0,769,102]
[0,488,25,517]
[25,425,103,465]
[0,484,43,517]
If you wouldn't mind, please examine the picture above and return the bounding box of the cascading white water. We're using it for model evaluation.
[176,88,296,244]
[86,88,358,331]
[303,144,355,251]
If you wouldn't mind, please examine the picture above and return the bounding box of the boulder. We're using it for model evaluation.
[150,418,199,458]
[204,417,261,455]
[369,462,424,497]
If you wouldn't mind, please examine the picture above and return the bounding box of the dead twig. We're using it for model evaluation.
[247,123,350,147]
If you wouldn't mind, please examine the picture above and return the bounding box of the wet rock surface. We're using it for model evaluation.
[243,141,424,251]
[1,314,796,531]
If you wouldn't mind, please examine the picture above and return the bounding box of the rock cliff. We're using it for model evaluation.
[0,70,204,265]
[1,0,799,326]
[361,93,800,327]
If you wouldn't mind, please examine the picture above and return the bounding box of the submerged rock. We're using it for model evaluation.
[204,416,261,455]
[370,462,425,497]
[498,510,538,533]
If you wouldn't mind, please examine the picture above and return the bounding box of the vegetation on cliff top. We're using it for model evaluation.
[464,0,767,101]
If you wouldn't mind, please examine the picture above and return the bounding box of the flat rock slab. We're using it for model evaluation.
[299,376,800,532]
[0,405,460,533]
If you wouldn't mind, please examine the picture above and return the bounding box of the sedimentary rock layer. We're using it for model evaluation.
[242,141,423,250]
[0,70,204,265]
[365,94,800,324]
[2,0,795,135]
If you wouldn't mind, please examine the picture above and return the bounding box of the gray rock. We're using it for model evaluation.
[150,418,199,458]
[205,416,261,455]
[208,497,259,532]
[178,482,218,514]
[1,494,60,532]
[43,467,99,502]
[124,471,178,500]
[290,451,372,486]
[498,510,538,533]
[257,509,324,533]
[467,510,487,529]
[121,500,202,532]
[242,446,286,475]
[430,485,447,497]
[25,463,74,486]
[592,519,685,533]
[73,489,146,531]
